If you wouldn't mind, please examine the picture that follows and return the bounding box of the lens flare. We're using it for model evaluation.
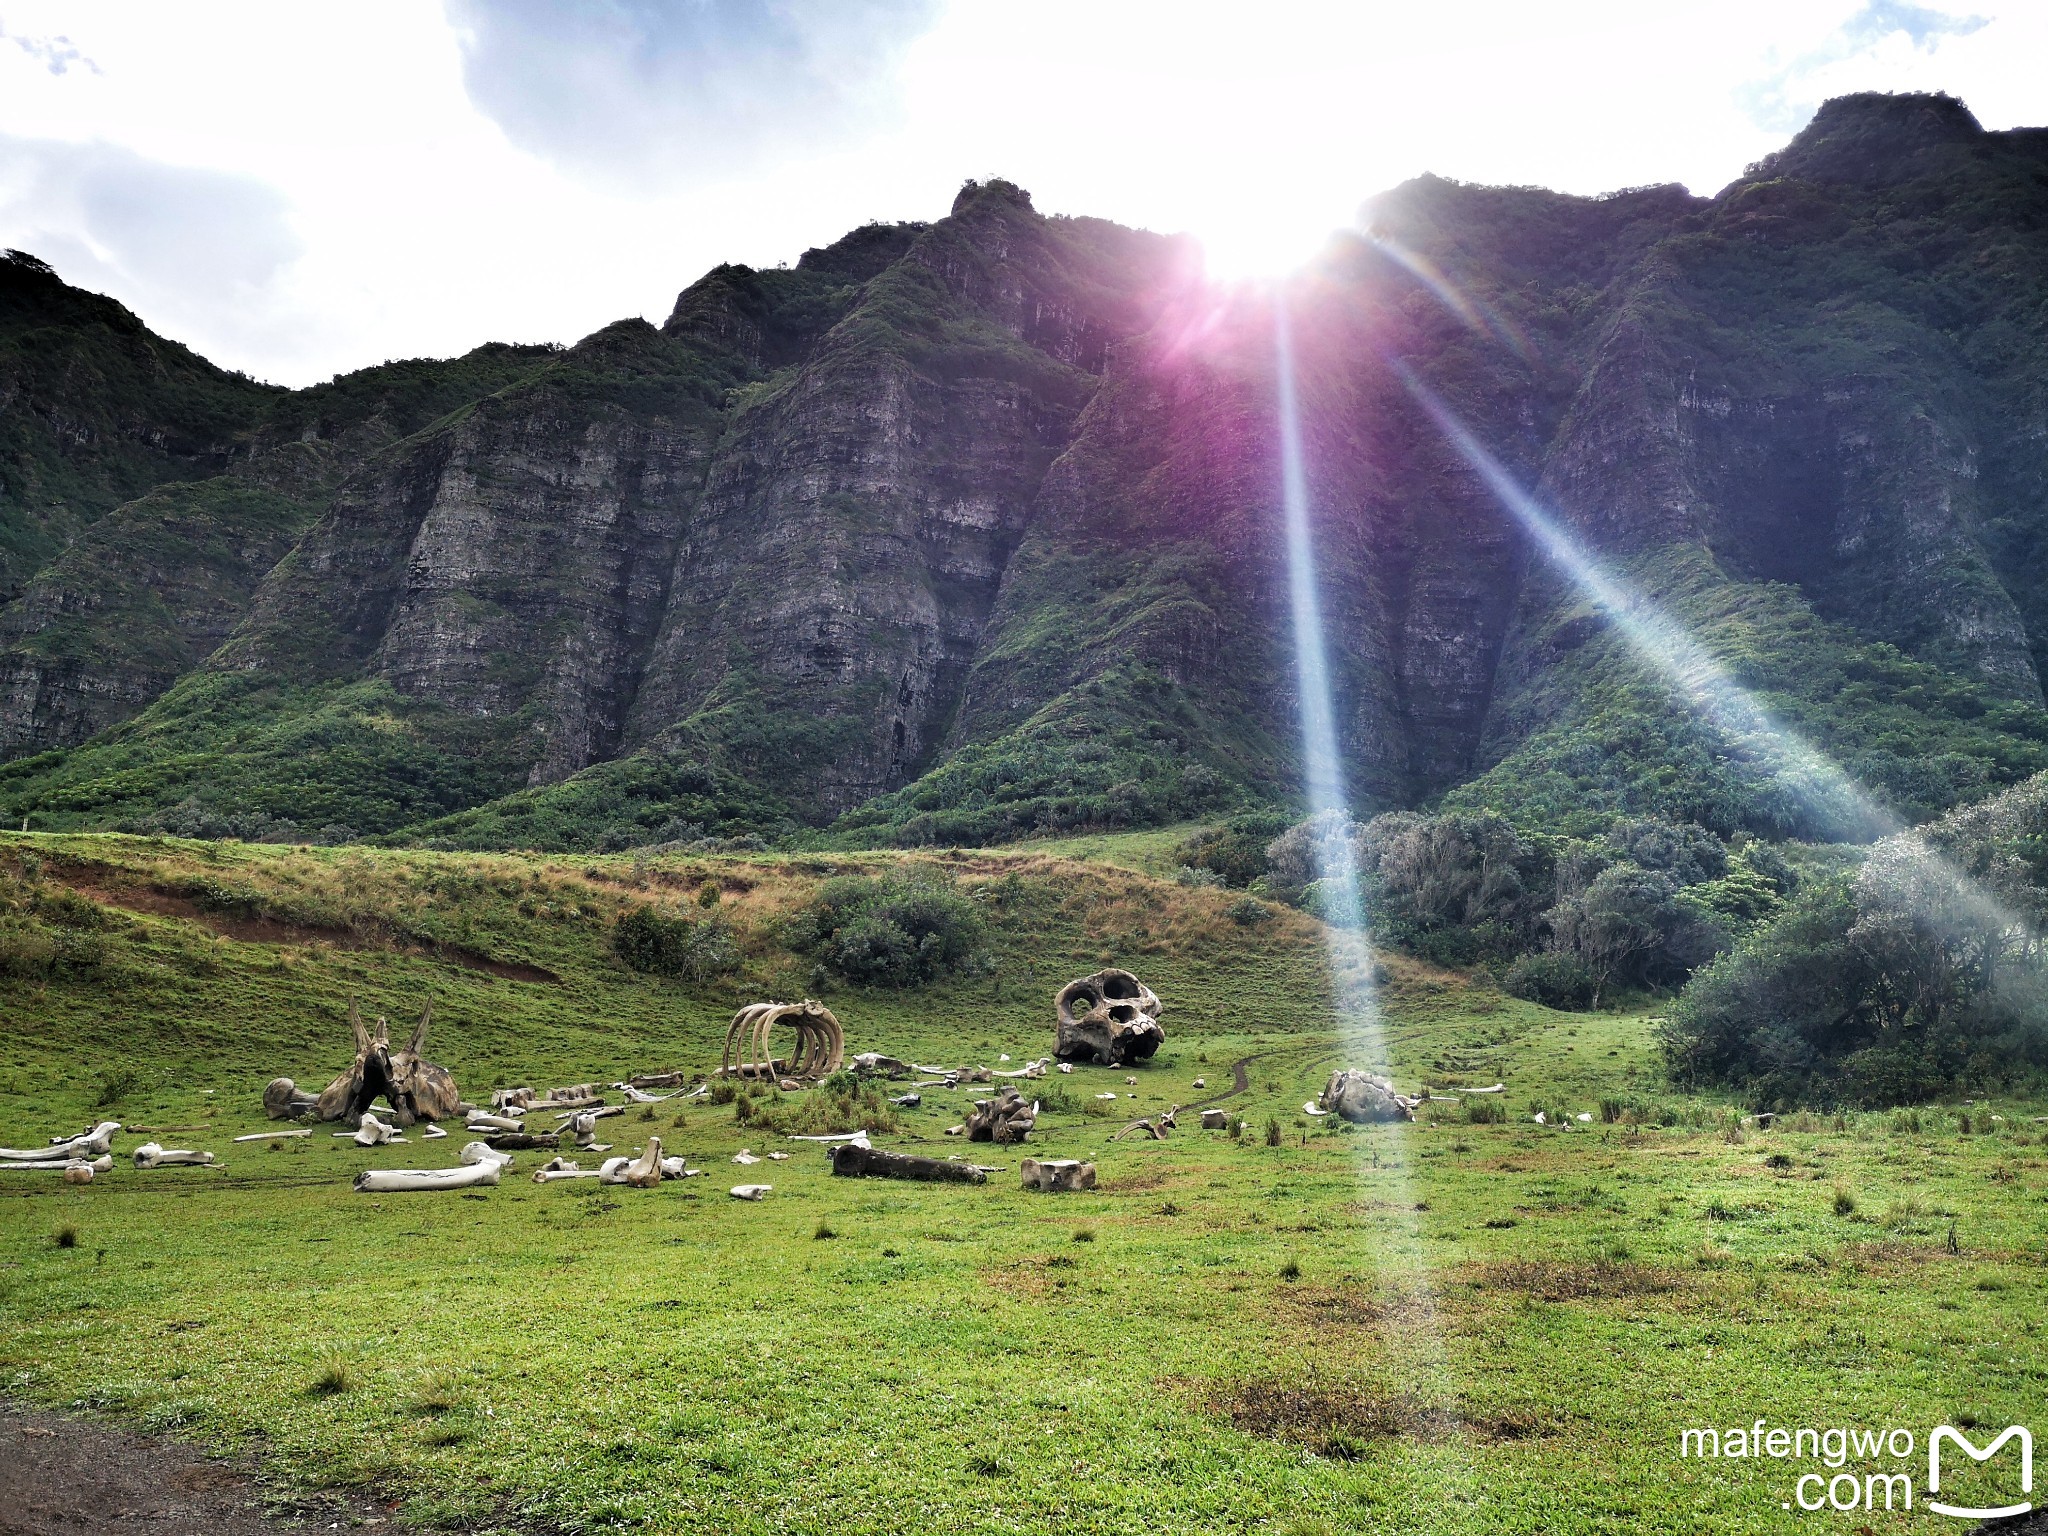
[1273,295,1475,1481]
[1395,364,2040,957]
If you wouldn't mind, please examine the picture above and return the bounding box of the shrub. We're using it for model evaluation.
[1465,1097,1506,1125]
[1505,952,1597,1011]
[0,922,55,980]
[1227,895,1274,927]
[613,906,738,981]
[1832,1183,1857,1216]
[787,874,981,987]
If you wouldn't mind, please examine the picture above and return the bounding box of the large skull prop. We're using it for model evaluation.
[1054,969,1163,1066]
[1319,1070,1413,1124]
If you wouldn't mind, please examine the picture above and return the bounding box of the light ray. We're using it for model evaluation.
[1274,295,1473,1493]
[1395,364,2041,958]
[1367,233,1534,363]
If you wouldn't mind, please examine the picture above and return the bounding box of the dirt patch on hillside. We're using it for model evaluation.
[0,1401,408,1536]
[51,872,559,984]
[1469,1257,1687,1302]
[1183,1375,1554,1456]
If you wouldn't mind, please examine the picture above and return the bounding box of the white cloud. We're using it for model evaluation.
[446,0,937,188]
[0,0,2041,384]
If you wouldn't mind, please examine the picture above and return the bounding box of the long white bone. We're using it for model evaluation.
[133,1143,214,1168]
[2,1122,120,1161]
[0,1153,114,1174]
[353,1160,502,1193]
[728,1183,772,1200]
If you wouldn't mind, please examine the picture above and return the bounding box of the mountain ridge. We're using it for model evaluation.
[4,92,2047,850]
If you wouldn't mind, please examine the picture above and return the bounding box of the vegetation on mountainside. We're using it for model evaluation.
[1663,772,2048,1106]
[1445,546,2048,842]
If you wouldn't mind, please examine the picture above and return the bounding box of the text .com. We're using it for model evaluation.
[1678,1421,2033,1518]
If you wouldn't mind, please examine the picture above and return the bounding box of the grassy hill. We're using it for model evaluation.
[0,832,2040,1533]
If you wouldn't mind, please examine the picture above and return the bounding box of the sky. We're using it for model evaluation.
[0,0,2040,387]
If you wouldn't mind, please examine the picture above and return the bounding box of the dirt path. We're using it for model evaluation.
[0,1403,406,1536]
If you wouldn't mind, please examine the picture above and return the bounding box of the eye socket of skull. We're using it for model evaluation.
[1101,973,1140,1001]
[1069,988,1098,1014]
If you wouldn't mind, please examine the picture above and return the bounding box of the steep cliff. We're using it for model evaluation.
[4,95,2047,849]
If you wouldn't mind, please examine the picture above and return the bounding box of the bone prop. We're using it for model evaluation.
[133,1143,214,1168]
[1,1153,115,1174]
[2,1122,121,1161]
[354,1160,502,1193]
[728,1184,773,1200]
[233,1128,312,1142]
[352,1113,403,1146]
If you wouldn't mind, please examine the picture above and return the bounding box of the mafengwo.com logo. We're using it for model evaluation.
[1679,1419,2033,1517]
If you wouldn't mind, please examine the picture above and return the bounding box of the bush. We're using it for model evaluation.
[1465,1097,1506,1125]
[1504,952,1597,1011]
[1227,895,1274,927]
[0,922,56,980]
[613,906,738,981]
[787,874,981,988]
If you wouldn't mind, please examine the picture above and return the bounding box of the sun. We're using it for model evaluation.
[1186,200,1347,283]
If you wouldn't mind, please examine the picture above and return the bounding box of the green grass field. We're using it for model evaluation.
[1,833,2042,1534]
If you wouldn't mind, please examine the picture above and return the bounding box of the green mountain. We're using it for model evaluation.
[4,92,2046,850]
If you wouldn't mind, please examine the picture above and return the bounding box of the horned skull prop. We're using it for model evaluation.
[266,1001,464,1126]
[719,1000,845,1084]
[1054,969,1164,1066]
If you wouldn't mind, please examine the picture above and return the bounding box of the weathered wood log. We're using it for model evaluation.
[1019,1158,1096,1192]
[828,1143,988,1184]
[353,1160,501,1193]
[133,1143,213,1168]
[2,1122,120,1161]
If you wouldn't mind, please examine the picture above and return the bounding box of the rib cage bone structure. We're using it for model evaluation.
[720,1000,846,1083]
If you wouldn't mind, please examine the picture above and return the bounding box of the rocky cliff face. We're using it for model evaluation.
[5,96,2048,847]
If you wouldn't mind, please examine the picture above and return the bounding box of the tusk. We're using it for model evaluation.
[1302,1101,1329,1117]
